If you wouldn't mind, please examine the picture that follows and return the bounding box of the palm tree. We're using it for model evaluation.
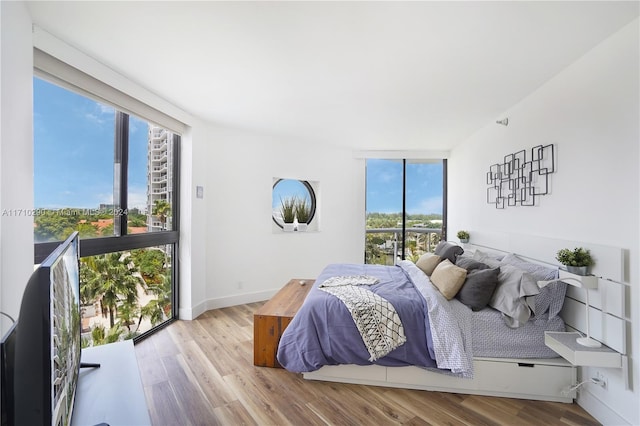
[152,199,171,230]
[84,252,141,328]
[138,269,172,329]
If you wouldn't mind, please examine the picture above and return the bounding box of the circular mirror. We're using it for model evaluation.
[272,179,316,229]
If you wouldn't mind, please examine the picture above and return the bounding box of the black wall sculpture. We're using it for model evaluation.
[487,144,555,208]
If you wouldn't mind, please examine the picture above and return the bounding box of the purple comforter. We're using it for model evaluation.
[276,263,437,373]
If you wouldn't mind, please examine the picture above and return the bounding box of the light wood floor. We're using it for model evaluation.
[134,302,600,426]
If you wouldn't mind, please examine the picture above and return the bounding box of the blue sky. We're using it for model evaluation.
[35,78,442,215]
[34,78,149,210]
[366,159,443,215]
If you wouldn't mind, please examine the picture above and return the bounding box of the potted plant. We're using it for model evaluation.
[457,230,470,243]
[294,197,311,232]
[280,196,297,232]
[556,247,593,275]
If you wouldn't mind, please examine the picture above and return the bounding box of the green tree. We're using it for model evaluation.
[152,199,171,230]
[138,269,172,329]
[90,324,125,346]
[128,214,147,227]
[131,248,165,284]
[83,252,141,328]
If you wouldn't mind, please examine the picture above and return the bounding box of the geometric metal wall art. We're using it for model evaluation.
[487,144,555,208]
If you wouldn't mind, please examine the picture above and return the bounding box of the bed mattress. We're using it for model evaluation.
[470,307,565,359]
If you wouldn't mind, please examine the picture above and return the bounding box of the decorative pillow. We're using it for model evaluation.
[455,257,490,272]
[434,241,464,264]
[472,249,502,268]
[500,253,559,282]
[415,253,442,276]
[534,281,567,319]
[456,267,500,311]
[489,264,540,328]
[430,259,468,300]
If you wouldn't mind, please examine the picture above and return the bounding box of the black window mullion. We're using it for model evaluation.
[442,159,448,241]
[114,111,129,236]
[401,159,407,261]
[170,134,180,322]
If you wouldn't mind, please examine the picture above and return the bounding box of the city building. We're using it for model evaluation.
[147,125,173,232]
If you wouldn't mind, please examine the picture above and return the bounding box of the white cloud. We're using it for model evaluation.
[128,188,148,211]
[409,196,442,215]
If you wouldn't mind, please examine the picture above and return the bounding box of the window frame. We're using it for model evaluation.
[365,158,447,263]
[32,72,181,342]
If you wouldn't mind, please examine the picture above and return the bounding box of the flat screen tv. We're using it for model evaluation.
[1,232,81,426]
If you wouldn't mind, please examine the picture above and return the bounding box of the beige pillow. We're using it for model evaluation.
[430,259,468,300]
[415,253,442,276]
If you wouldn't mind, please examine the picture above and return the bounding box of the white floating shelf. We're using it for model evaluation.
[545,331,622,368]
[558,270,598,289]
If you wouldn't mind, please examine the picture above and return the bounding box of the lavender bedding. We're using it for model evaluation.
[277,263,436,372]
[276,258,564,377]
[277,262,473,376]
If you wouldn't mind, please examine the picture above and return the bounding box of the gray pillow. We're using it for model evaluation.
[434,241,464,264]
[472,249,502,268]
[500,253,558,282]
[455,257,490,272]
[456,267,500,311]
[489,264,540,328]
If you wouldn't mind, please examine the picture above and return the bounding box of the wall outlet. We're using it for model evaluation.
[595,371,608,389]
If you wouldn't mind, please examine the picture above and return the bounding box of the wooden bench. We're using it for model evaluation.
[253,278,314,368]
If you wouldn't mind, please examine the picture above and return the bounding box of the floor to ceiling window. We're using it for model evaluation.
[365,159,445,265]
[33,75,180,346]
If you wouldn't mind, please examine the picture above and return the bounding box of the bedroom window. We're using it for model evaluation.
[365,159,444,265]
[33,75,180,344]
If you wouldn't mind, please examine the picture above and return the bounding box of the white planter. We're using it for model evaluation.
[283,223,295,232]
[297,223,308,232]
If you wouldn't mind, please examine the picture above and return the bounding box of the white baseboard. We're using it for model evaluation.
[178,288,280,320]
[578,389,630,425]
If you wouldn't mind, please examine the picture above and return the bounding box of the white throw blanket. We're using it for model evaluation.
[320,277,405,361]
[319,275,380,287]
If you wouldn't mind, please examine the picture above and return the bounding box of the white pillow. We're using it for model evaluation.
[415,253,442,276]
[430,259,467,300]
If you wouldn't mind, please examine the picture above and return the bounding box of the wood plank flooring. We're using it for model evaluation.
[134,302,600,426]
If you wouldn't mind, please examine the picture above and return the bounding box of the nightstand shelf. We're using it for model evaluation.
[545,331,622,368]
[558,269,598,288]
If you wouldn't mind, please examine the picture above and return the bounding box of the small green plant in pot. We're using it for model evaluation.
[294,197,311,231]
[456,230,469,243]
[556,247,593,275]
[280,196,297,231]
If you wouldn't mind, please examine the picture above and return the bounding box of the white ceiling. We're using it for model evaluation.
[27,1,639,151]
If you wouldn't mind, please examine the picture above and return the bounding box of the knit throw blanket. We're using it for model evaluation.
[319,276,406,361]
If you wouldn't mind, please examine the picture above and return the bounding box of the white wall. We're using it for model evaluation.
[448,19,639,425]
[0,1,35,332]
[194,124,365,316]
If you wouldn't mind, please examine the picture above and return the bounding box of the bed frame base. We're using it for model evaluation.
[303,357,577,403]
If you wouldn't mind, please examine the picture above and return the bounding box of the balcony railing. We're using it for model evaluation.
[365,227,442,266]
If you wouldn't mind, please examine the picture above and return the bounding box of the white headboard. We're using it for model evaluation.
[465,231,629,356]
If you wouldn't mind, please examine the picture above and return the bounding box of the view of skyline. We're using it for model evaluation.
[33,77,149,210]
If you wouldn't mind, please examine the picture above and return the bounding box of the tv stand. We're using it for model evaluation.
[79,362,100,369]
[72,340,150,425]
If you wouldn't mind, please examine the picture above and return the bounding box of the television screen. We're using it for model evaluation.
[2,232,81,426]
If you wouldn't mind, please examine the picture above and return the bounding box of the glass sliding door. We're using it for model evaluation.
[365,159,403,265]
[365,158,444,265]
[404,160,443,262]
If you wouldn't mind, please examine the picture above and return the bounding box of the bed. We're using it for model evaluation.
[276,241,580,403]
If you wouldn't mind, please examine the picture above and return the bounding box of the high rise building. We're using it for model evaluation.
[147,125,173,231]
